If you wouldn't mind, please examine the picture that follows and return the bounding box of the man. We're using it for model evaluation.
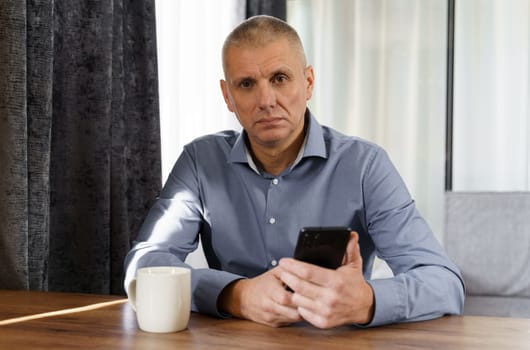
[124,15,464,328]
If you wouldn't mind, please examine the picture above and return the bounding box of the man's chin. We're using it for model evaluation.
[253,132,289,147]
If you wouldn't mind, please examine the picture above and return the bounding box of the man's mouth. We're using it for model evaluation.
[257,117,284,126]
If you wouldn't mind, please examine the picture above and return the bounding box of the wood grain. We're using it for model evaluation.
[1,290,529,349]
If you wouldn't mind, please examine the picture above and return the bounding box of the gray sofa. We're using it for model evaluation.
[445,192,530,318]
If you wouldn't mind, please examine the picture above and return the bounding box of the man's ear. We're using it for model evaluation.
[220,79,234,112]
[304,65,315,101]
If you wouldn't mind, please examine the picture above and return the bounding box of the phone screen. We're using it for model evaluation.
[293,226,351,269]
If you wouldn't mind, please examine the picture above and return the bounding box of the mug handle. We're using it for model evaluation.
[127,279,137,312]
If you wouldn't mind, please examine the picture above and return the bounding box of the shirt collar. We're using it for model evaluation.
[229,109,327,174]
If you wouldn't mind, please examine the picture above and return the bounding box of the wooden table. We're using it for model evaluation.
[1,290,529,349]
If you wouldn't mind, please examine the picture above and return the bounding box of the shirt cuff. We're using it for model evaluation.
[192,268,245,317]
[358,278,405,327]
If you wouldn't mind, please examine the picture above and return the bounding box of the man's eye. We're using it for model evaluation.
[273,74,288,84]
[239,80,253,88]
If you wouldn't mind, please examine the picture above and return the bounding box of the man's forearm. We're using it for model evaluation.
[365,267,464,327]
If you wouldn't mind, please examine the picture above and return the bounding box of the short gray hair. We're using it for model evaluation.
[222,15,307,74]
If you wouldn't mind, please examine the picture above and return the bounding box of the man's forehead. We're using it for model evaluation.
[224,41,302,74]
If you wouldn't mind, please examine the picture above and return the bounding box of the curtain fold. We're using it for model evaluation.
[26,0,54,291]
[246,0,286,20]
[0,0,32,291]
[0,0,161,295]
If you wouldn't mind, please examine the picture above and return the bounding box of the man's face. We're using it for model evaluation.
[220,38,314,150]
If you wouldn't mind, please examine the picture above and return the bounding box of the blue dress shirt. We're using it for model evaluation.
[124,110,465,327]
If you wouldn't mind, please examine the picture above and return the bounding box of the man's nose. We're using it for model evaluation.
[257,83,276,109]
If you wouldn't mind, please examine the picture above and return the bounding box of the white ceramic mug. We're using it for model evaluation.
[128,266,191,333]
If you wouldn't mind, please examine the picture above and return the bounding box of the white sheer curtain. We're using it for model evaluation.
[155,0,244,183]
[288,0,448,243]
[453,0,530,191]
[155,0,245,267]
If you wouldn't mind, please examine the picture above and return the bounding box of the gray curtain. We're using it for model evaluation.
[246,0,287,20]
[0,0,161,295]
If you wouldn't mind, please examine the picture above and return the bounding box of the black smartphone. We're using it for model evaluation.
[293,226,351,269]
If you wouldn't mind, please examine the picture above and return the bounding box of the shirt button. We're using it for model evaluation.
[269,217,276,224]
[272,178,279,185]
[271,259,278,267]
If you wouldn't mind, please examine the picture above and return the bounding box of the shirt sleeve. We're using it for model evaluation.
[359,147,465,327]
[123,146,243,317]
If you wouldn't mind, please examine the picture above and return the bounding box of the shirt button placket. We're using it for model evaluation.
[268,178,279,226]
[266,177,280,270]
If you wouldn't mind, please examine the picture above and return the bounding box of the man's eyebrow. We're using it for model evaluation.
[269,67,293,77]
[230,75,255,84]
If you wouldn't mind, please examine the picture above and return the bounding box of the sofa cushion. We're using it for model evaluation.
[445,192,530,298]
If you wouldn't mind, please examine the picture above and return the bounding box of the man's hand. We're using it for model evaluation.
[217,268,303,327]
[278,231,375,328]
